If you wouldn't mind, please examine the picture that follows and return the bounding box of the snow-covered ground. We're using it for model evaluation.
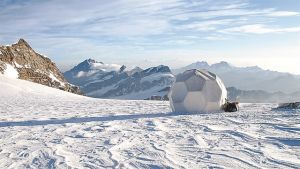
[0,75,299,168]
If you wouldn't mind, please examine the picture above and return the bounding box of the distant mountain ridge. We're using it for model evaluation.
[0,39,82,94]
[64,59,300,102]
[173,61,300,93]
[227,87,300,103]
[64,59,174,100]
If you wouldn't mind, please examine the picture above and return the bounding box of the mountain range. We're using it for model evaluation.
[227,87,300,103]
[173,61,300,93]
[64,59,174,100]
[1,39,299,103]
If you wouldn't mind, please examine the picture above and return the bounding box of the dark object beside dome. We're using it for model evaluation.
[222,101,239,112]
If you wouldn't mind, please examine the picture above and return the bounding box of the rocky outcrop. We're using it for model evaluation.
[0,61,5,73]
[0,39,82,94]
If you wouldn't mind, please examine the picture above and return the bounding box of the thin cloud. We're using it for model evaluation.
[267,11,299,17]
[222,24,300,34]
[1,0,299,39]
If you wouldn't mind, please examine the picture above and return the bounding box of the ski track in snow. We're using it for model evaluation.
[0,79,300,168]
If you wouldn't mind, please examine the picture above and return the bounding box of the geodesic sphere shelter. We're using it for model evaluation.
[169,69,227,113]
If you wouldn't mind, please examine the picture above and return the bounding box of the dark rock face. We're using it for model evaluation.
[0,39,82,95]
[0,61,5,73]
[222,101,239,112]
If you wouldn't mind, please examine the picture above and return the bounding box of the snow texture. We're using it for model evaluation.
[141,73,174,83]
[49,72,65,86]
[14,61,23,68]
[3,63,19,79]
[0,75,299,168]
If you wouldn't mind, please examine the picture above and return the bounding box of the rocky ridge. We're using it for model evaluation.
[0,39,82,94]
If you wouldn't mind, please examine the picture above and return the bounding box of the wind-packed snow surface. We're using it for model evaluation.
[0,75,299,168]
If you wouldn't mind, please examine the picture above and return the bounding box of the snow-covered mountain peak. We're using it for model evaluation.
[176,61,209,72]
[127,66,143,76]
[74,59,121,72]
[71,59,102,72]
[144,65,171,74]
[243,65,263,72]
[86,58,100,64]
[64,59,123,79]
[211,61,232,69]
[191,61,210,67]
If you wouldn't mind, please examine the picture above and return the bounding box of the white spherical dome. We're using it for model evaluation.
[169,69,227,113]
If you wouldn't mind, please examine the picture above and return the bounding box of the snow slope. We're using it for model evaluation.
[0,75,299,168]
[2,63,19,79]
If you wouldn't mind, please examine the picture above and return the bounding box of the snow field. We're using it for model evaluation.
[0,75,299,168]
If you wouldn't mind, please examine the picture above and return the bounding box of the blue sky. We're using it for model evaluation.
[0,0,299,74]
